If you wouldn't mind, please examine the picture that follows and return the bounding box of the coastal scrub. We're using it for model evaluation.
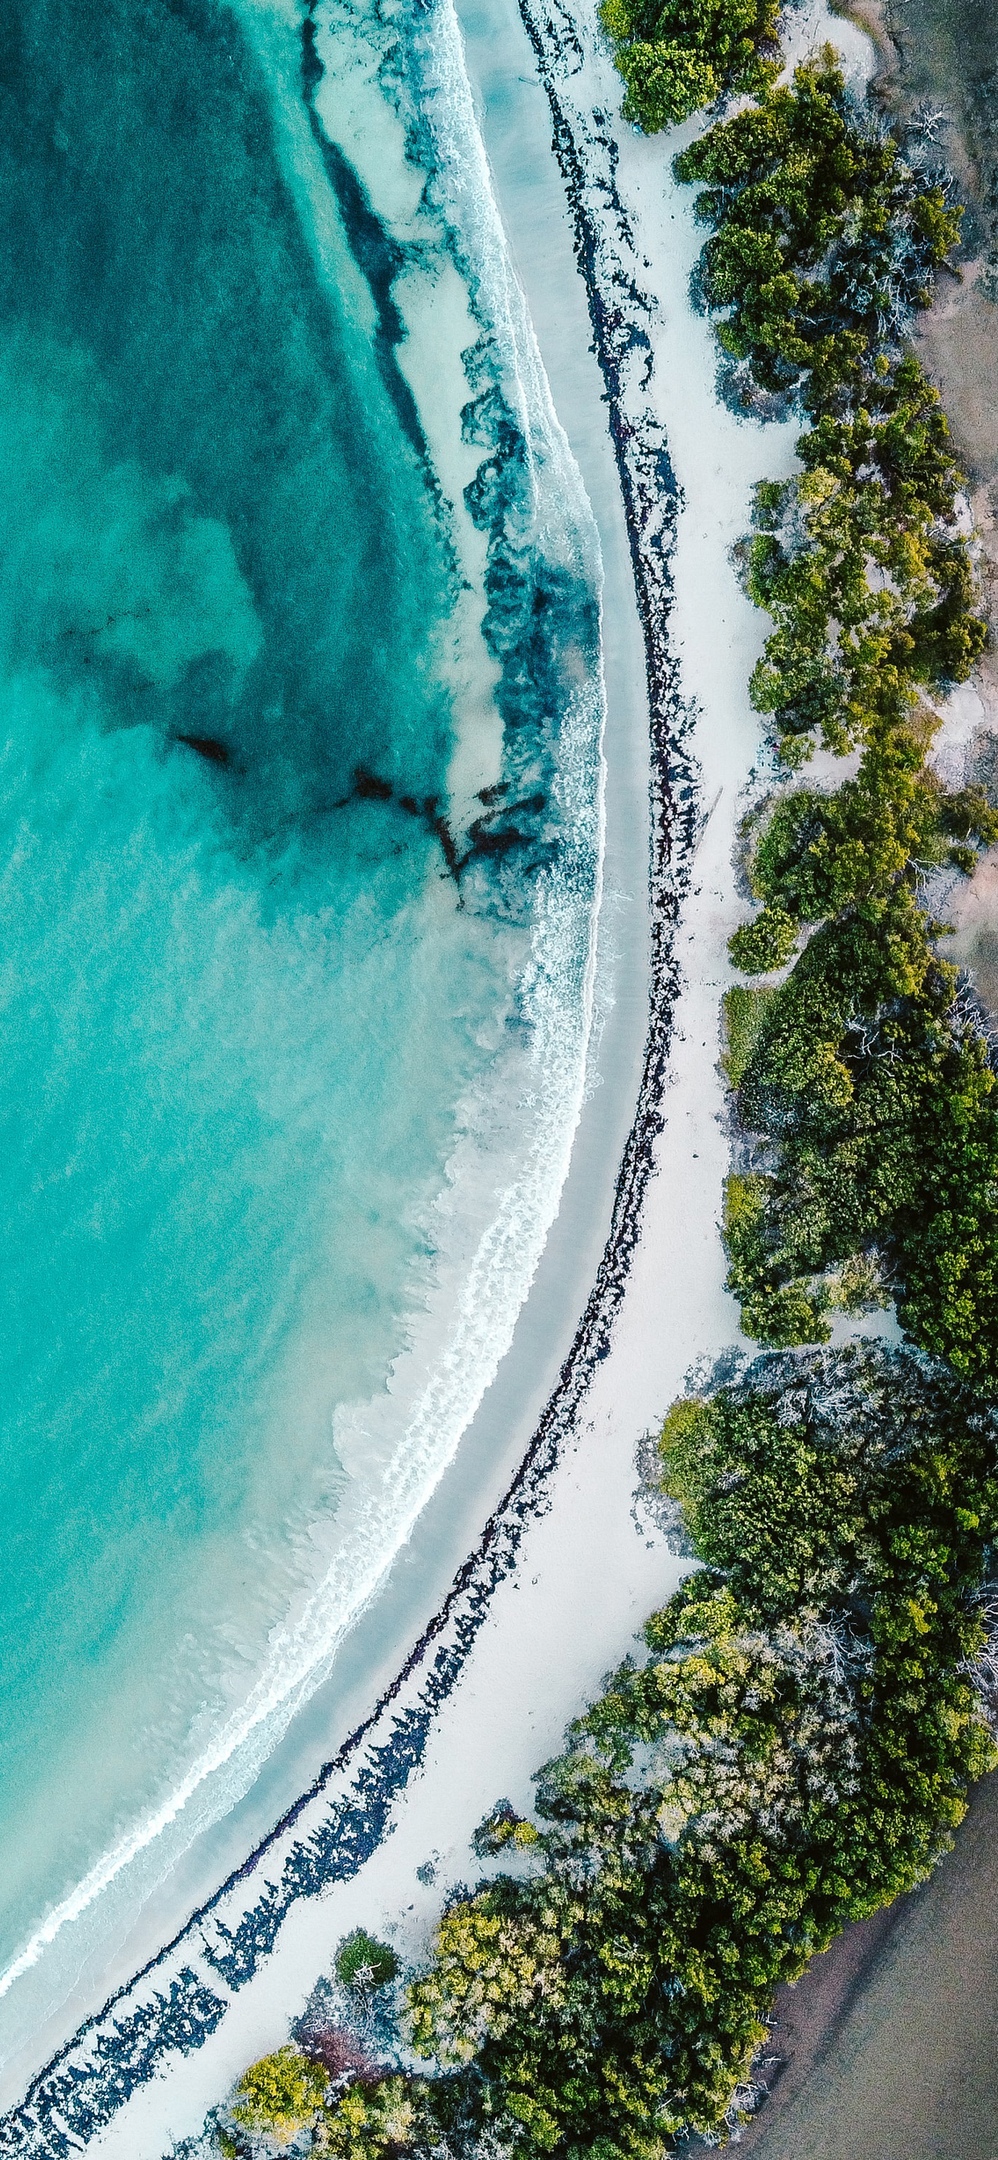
[666,55,998,1373]
[599,0,780,129]
[399,1352,998,2153]
[232,2047,328,2143]
[674,59,962,407]
[235,1352,997,2159]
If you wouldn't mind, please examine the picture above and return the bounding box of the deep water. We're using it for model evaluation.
[0,0,603,2058]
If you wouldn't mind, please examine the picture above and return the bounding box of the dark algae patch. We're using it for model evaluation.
[0,0,455,865]
[175,735,234,768]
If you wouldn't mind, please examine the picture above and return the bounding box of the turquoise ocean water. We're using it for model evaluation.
[0,0,604,2060]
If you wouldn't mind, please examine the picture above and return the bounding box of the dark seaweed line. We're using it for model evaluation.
[0,19,701,2155]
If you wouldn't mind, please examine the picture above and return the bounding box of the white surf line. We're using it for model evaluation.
[0,858,605,2011]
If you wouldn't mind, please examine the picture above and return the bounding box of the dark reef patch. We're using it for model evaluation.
[175,735,233,768]
[299,14,434,476]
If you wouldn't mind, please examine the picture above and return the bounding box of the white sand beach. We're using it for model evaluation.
[2,3,875,2152]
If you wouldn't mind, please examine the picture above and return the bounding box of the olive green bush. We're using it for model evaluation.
[675,56,963,401]
[232,2047,328,2143]
[314,2077,434,2159]
[668,58,997,1369]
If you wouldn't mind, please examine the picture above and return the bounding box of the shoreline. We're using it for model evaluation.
[0,0,613,2058]
[0,1,874,2151]
[0,0,691,2143]
[0,0,643,2088]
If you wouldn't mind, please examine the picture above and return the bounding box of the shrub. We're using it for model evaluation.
[472,1802,540,1856]
[233,1351,998,2157]
[658,1393,713,1481]
[403,1352,998,2151]
[600,0,779,132]
[226,22,998,2160]
[720,895,998,1376]
[674,56,962,401]
[334,1931,400,1995]
[231,2047,327,2143]
[728,904,798,973]
[722,985,778,1084]
[824,1251,889,1312]
[316,2077,430,2159]
[721,1175,829,1345]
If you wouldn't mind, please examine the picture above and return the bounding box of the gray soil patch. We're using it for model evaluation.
[707,1770,998,2160]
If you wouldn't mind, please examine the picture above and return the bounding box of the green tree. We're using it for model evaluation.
[600,0,779,132]
[728,904,799,974]
[675,57,961,401]
[316,2078,432,2160]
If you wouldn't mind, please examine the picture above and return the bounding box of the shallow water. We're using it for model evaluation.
[0,0,603,2053]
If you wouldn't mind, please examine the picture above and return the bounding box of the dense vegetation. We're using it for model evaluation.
[217,26,998,2160]
[667,56,998,1373]
[675,61,984,759]
[230,2047,328,2143]
[598,0,779,130]
[676,61,961,405]
[721,876,998,1366]
[221,1349,998,2157]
